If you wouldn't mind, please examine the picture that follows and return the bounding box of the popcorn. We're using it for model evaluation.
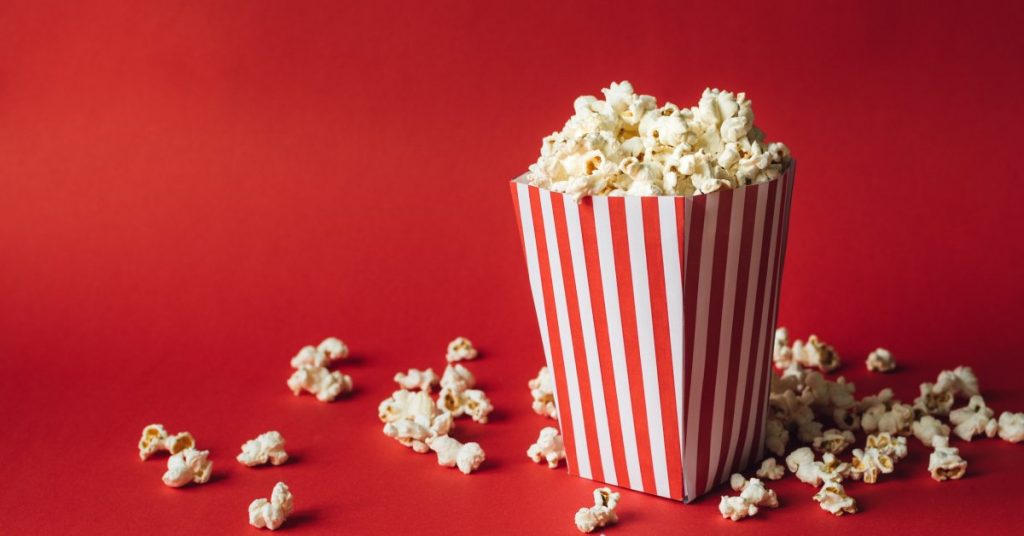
[997,411,1024,443]
[529,366,558,419]
[289,337,349,368]
[812,428,855,455]
[138,424,195,461]
[440,363,476,392]
[948,395,998,441]
[773,327,794,369]
[527,82,791,200]
[850,447,894,484]
[756,458,785,480]
[438,387,494,423]
[816,452,851,483]
[248,482,294,531]
[928,436,967,481]
[911,416,951,447]
[287,364,353,402]
[935,366,980,398]
[866,433,908,461]
[382,418,435,454]
[765,417,790,457]
[527,427,566,468]
[394,368,439,392]
[785,447,822,486]
[813,481,858,516]
[791,335,840,373]
[861,397,914,436]
[719,477,778,521]
[913,382,955,417]
[426,434,485,474]
[575,487,620,532]
[237,431,289,467]
[865,348,896,372]
[445,337,478,363]
[162,448,212,487]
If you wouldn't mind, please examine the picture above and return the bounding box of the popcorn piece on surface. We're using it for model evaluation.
[928,436,967,481]
[765,418,789,457]
[913,382,955,417]
[948,395,997,441]
[426,435,485,474]
[865,348,896,372]
[237,431,289,467]
[812,428,856,454]
[438,387,494,423]
[785,447,822,486]
[383,418,434,453]
[162,448,212,487]
[527,82,791,200]
[248,482,294,531]
[861,398,914,436]
[935,366,980,398]
[394,368,439,392]
[756,458,785,481]
[575,487,620,532]
[791,335,841,372]
[138,424,195,461]
[718,495,758,522]
[813,481,858,516]
[773,327,793,369]
[440,363,476,392]
[850,447,894,484]
[719,477,777,521]
[529,366,558,419]
[445,337,478,363]
[290,337,349,369]
[912,416,951,447]
[527,427,566,469]
[287,364,352,402]
[866,432,908,461]
[997,411,1024,443]
[817,452,851,484]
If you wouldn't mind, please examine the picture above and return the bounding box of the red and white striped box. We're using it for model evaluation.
[510,164,795,502]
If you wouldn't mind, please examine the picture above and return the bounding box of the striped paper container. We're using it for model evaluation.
[510,164,795,502]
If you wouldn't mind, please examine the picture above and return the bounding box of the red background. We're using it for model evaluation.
[2,1,1023,534]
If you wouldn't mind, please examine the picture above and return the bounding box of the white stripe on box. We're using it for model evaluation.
[539,190,592,479]
[516,185,558,409]
[683,194,719,497]
[726,184,769,472]
[704,190,747,492]
[657,197,685,461]
[563,195,617,485]
[758,175,791,461]
[593,197,644,491]
[624,197,670,498]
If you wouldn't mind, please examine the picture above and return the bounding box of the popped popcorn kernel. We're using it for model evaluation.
[162,448,212,487]
[426,434,485,474]
[912,416,951,447]
[813,481,858,516]
[948,395,997,441]
[440,363,476,392]
[529,366,558,419]
[138,424,195,461]
[756,458,785,481]
[719,476,777,521]
[850,447,894,484]
[997,411,1024,443]
[287,364,352,402]
[812,428,855,455]
[791,335,841,373]
[865,348,896,372]
[575,487,620,532]
[928,436,967,481]
[248,482,294,531]
[237,431,289,467]
[290,337,349,369]
[394,367,439,392]
[527,427,566,468]
[445,336,478,363]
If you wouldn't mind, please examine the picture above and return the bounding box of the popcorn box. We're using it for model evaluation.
[510,165,795,501]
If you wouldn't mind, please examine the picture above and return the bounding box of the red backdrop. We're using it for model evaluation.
[1,1,1023,534]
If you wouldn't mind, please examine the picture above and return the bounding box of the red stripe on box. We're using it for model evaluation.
[607,198,657,494]
[528,187,580,475]
[577,200,631,488]
[552,196,604,482]
[641,197,684,500]
[681,194,705,500]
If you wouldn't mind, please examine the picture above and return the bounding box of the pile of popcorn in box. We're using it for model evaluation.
[134,83,1022,532]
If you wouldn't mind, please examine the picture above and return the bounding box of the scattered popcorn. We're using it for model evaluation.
[718,495,757,522]
[287,364,352,402]
[445,337,478,363]
[529,366,558,419]
[765,417,790,457]
[866,433,908,461]
[948,395,997,441]
[440,363,476,392]
[866,348,896,372]
[786,447,822,486]
[913,382,955,417]
[237,431,289,467]
[756,458,785,481]
[426,434,485,474]
[438,387,494,423]
[394,368,439,392]
[928,436,967,481]
[997,411,1024,443]
[791,335,841,373]
[138,424,195,461]
[812,428,855,455]
[813,481,858,516]
[526,82,791,200]
[289,337,349,368]
[773,327,793,369]
[383,418,435,454]
[575,487,620,532]
[912,416,951,447]
[162,448,212,487]
[719,476,778,521]
[817,452,851,483]
[379,390,455,453]
[861,395,913,436]
[379,389,435,423]
[527,427,566,468]
[248,482,294,531]
[850,447,894,484]
[935,366,980,398]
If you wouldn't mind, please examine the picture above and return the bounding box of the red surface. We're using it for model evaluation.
[1,1,1023,534]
